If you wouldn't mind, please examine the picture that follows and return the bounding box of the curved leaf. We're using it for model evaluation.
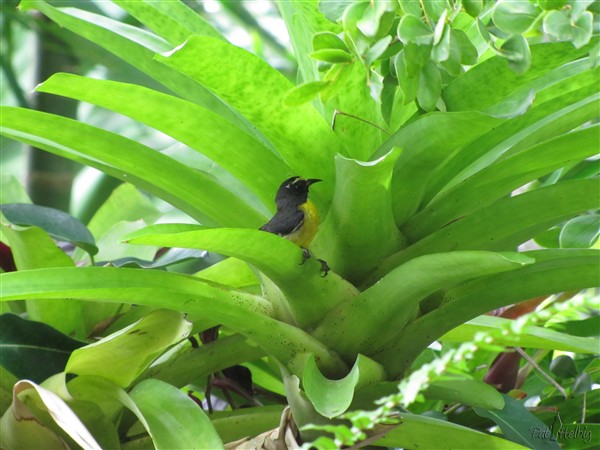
[0,314,85,383]
[0,106,266,227]
[124,225,359,328]
[18,1,244,128]
[405,126,600,240]
[0,267,347,378]
[303,354,385,419]
[36,73,289,209]
[3,380,101,449]
[314,149,403,283]
[156,35,341,202]
[375,413,527,449]
[66,310,192,388]
[372,111,503,225]
[129,379,224,450]
[373,178,600,281]
[316,251,533,358]
[1,204,96,256]
[112,0,222,46]
[441,315,600,354]
[425,377,505,410]
[381,249,600,376]
[474,395,561,449]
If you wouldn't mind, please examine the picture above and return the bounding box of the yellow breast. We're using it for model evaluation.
[286,200,319,248]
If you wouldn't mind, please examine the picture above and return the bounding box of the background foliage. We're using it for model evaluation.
[1,0,599,449]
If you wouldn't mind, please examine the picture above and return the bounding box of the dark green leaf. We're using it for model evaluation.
[475,395,561,449]
[1,204,97,256]
[572,372,592,395]
[550,355,578,379]
[0,314,85,383]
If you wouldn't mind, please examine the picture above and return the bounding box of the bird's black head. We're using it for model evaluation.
[275,176,321,209]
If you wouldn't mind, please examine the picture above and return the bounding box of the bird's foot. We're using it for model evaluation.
[317,259,330,277]
[300,248,329,277]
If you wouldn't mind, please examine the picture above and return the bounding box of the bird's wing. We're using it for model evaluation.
[260,209,304,236]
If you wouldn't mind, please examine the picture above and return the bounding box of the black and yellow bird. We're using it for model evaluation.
[260,176,329,275]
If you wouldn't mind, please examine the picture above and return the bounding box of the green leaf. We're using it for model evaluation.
[313,31,348,51]
[474,395,561,449]
[417,61,442,111]
[0,267,347,378]
[36,73,289,210]
[453,28,478,66]
[0,314,85,383]
[405,126,600,240]
[278,0,341,88]
[425,377,505,410]
[463,0,483,17]
[560,215,600,248]
[317,251,533,358]
[129,379,224,450]
[319,0,355,22]
[155,35,340,199]
[284,81,332,106]
[303,354,385,418]
[0,107,266,227]
[550,355,578,379]
[314,149,403,283]
[112,0,222,46]
[1,225,86,337]
[443,41,593,112]
[375,413,528,449]
[441,315,600,354]
[66,310,191,388]
[492,0,539,35]
[3,380,103,449]
[325,62,385,160]
[398,14,433,45]
[211,405,285,444]
[1,204,96,256]
[310,48,354,63]
[543,10,574,40]
[499,35,531,74]
[375,179,600,278]
[383,249,600,376]
[0,175,31,204]
[124,225,359,328]
[572,11,593,49]
[373,111,503,224]
[18,1,243,128]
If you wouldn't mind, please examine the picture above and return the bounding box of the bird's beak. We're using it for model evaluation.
[306,178,322,186]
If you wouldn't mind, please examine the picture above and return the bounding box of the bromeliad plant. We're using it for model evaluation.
[1,0,599,448]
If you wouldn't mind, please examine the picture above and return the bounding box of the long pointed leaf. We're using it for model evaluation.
[112,0,223,46]
[0,268,347,377]
[37,73,290,208]
[0,106,266,227]
[155,35,342,200]
[405,126,600,240]
[124,225,359,328]
[380,249,600,376]
[371,111,503,225]
[371,178,600,282]
[19,1,244,128]
[315,251,533,359]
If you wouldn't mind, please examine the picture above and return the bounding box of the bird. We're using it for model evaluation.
[260,176,329,276]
